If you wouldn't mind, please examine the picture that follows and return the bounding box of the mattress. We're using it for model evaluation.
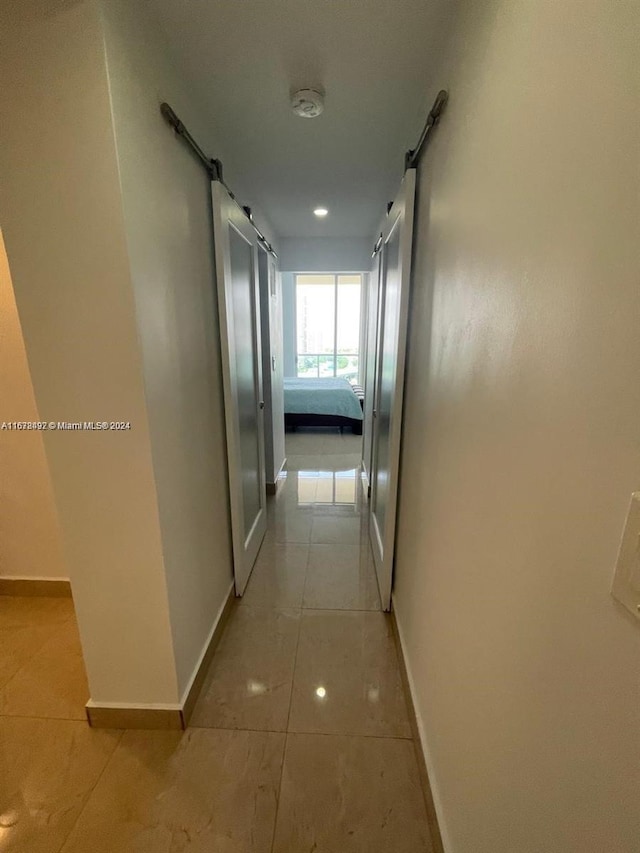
[283,377,363,421]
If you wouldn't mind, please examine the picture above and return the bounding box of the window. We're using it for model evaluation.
[295,273,362,380]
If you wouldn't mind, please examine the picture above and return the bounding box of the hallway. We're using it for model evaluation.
[0,430,434,852]
[2,0,638,849]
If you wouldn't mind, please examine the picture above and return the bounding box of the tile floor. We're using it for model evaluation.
[0,429,433,852]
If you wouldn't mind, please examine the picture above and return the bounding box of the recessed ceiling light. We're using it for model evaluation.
[314,207,328,217]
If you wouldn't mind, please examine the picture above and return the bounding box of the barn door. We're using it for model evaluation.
[369,169,416,611]
[212,181,267,594]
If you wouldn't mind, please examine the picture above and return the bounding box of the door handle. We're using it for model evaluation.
[373,409,377,418]
[259,401,265,410]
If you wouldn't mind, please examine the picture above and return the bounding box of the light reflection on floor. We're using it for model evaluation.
[297,468,358,507]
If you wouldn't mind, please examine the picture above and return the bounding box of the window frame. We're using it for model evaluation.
[294,272,363,381]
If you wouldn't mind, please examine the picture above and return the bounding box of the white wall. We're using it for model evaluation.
[279,237,372,272]
[0,0,178,704]
[0,231,67,581]
[98,0,234,699]
[394,1,640,851]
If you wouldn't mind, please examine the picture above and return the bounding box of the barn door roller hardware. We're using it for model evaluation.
[404,89,448,170]
[160,102,277,258]
[242,207,278,258]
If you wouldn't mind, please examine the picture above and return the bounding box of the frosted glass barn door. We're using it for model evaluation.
[369,169,416,611]
[362,251,382,487]
[212,181,267,594]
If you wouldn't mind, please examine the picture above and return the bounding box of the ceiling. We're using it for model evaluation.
[150,0,452,239]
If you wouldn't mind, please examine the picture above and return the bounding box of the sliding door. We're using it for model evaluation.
[362,252,382,486]
[258,245,285,489]
[212,181,267,594]
[369,169,416,611]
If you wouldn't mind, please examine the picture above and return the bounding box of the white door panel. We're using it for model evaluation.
[258,247,285,487]
[362,252,381,486]
[212,181,267,594]
[369,169,416,611]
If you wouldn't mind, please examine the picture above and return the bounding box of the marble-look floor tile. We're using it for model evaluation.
[190,607,300,731]
[61,728,285,853]
[294,609,400,671]
[0,716,121,853]
[289,611,411,738]
[341,434,363,455]
[272,733,432,853]
[279,468,362,512]
[311,514,362,545]
[278,472,319,507]
[0,618,89,720]
[269,470,314,498]
[285,430,348,457]
[286,453,361,473]
[0,623,53,692]
[0,595,74,627]
[241,542,309,607]
[313,470,360,508]
[303,544,381,610]
[266,506,314,544]
[0,597,76,688]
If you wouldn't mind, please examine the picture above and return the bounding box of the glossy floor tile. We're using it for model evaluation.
[272,733,432,853]
[303,544,381,610]
[0,716,121,853]
[61,728,285,853]
[0,596,74,689]
[241,540,309,607]
[310,513,362,545]
[0,617,89,720]
[0,429,434,853]
[266,507,313,544]
[190,606,300,731]
[288,610,411,738]
[284,427,361,457]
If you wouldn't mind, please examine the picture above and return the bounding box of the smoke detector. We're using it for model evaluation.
[291,88,324,118]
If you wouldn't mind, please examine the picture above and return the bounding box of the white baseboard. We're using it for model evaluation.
[86,699,181,711]
[0,577,71,597]
[392,593,450,853]
[0,575,70,582]
[179,580,235,707]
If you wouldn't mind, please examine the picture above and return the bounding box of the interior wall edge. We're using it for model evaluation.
[97,0,235,699]
[0,0,182,707]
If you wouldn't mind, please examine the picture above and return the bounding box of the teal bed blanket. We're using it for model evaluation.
[283,377,363,421]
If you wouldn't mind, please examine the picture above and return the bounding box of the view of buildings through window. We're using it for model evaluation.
[295,273,362,380]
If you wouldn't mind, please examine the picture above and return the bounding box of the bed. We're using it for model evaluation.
[283,377,364,435]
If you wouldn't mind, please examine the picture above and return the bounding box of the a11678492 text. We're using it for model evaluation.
[1,421,132,431]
